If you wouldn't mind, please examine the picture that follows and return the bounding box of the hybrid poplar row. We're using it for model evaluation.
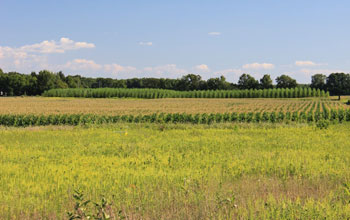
[43,88,328,99]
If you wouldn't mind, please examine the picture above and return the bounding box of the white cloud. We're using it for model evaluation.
[143,64,187,76]
[62,60,138,76]
[0,46,28,60]
[208,32,221,36]
[295,61,317,67]
[0,38,96,72]
[242,62,275,70]
[63,59,102,71]
[139,42,153,46]
[194,64,210,72]
[15,37,95,54]
[104,63,137,74]
[61,60,193,78]
[300,68,348,76]
[215,68,243,75]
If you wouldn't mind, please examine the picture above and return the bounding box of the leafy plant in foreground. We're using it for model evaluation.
[67,190,114,220]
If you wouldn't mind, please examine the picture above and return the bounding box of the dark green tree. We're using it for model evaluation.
[311,74,326,90]
[177,74,203,91]
[238,74,259,89]
[6,72,29,95]
[207,75,230,90]
[37,70,67,94]
[260,74,273,89]
[276,75,297,88]
[26,73,38,95]
[65,75,82,88]
[326,73,350,100]
[126,78,142,88]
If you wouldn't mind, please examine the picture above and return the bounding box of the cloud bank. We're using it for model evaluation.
[1,37,347,83]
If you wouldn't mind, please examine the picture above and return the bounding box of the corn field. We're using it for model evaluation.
[2,97,348,116]
[0,98,348,126]
[0,108,349,127]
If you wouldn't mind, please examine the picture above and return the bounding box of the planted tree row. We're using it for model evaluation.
[43,87,328,99]
[0,109,348,127]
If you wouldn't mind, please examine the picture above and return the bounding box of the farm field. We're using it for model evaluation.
[1,97,350,219]
[3,1,350,219]
[1,123,350,219]
[0,97,348,115]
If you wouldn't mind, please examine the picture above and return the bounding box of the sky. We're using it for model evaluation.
[1,0,350,83]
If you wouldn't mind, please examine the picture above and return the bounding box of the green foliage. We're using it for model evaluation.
[326,73,350,97]
[238,74,259,89]
[42,88,325,99]
[259,74,273,89]
[262,112,270,122]
[316,119,330,129]
[276,75,297,88]
[269,112,277,123]
[291,111,298,121]
[67,190,113,220]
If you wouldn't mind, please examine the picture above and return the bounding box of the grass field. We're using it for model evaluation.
[0,97,348,115]
[1,123,350,219]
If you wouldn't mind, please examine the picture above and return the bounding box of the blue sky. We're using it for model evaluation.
[1,0,350,83]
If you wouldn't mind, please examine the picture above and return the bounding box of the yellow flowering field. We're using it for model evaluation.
[1,123,350,219]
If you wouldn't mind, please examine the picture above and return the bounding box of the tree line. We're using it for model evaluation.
[0,68,349,97]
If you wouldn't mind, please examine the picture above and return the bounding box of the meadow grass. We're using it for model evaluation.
[1,123,350,219]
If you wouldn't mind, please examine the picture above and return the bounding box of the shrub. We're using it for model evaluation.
[346,110,350,122]
[246,112,254,122]
[193,113,200,124]
[330,109,338,121]
[277,112,285,122]
[338,109,345,122]
[207,113,215,124]
[200,113,208,124]
[262,112,270,122]
[238,113,246,122]
[230,112,238,122]
[215,113,223,123]
[291,112,298,121]
[307,111,314,122]
[255,112,261,122]
[223,113,230,122]
[269,112,276,123]
[285,112,291,121]
[316,119,330,129]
